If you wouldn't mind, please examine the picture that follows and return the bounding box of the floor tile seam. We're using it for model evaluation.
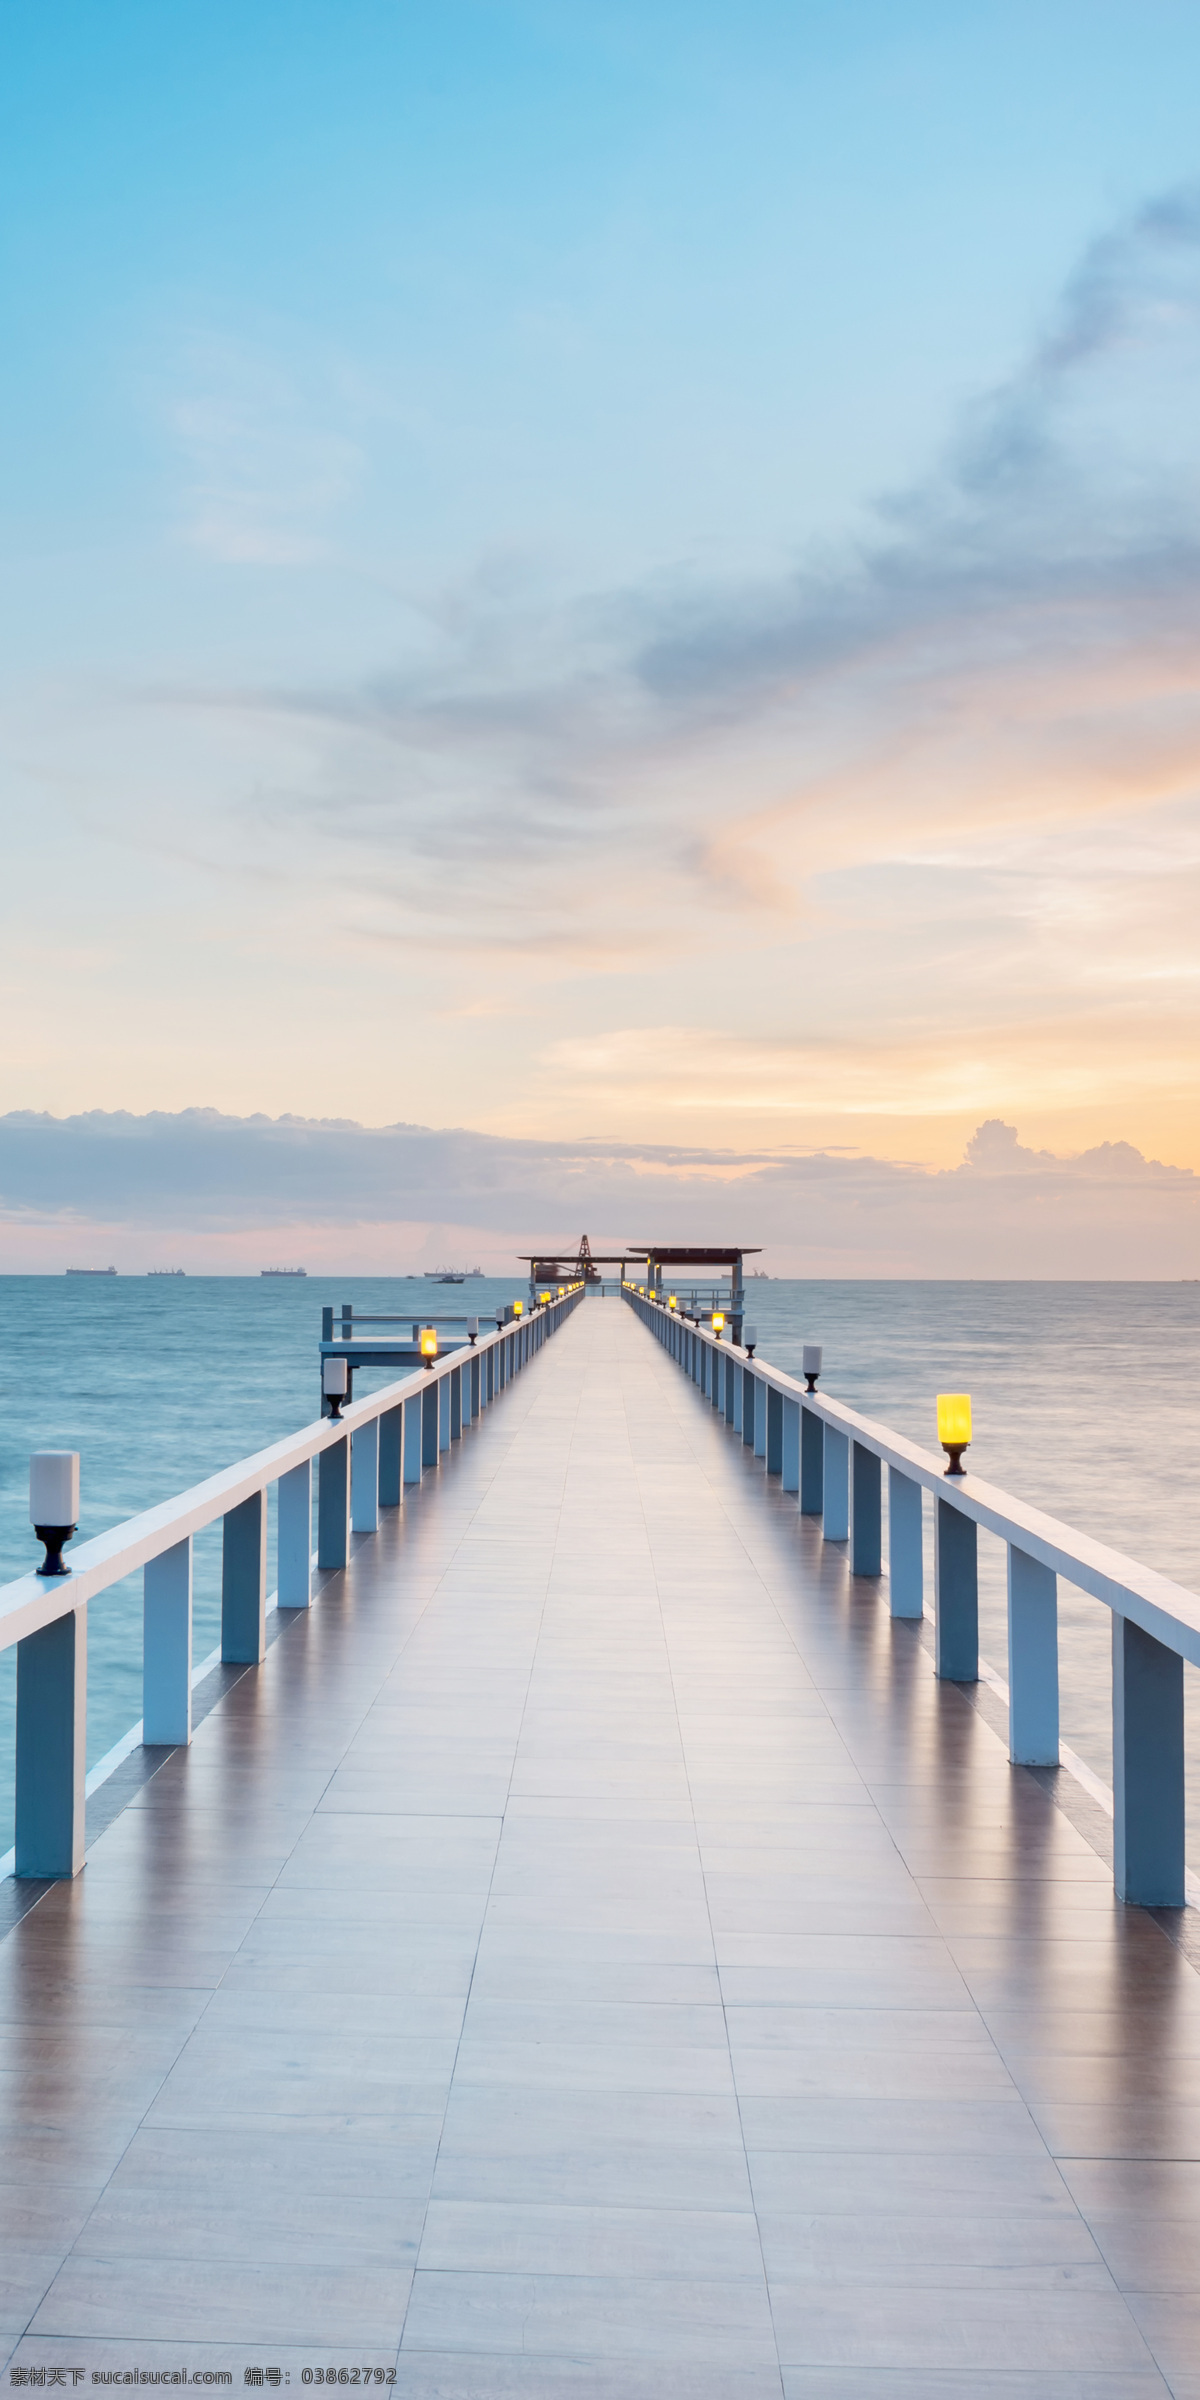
[633,1331,861,1796]
[634,1337,822,1609]
[26,1337,570,2329]
[619,1323,784,2385]
[0,1576,440,2327]
[847,1617,1200,2364]
[622,1307,1170,2374]
[400,1319,588,2325]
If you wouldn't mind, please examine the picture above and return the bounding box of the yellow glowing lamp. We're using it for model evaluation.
[513,1300,523,1316]
[668,1294,677,1309]
[540,1290,551,1303]
[711,1311,725,1334]
[937,1393,972,1475]
[419,1326,439,1369]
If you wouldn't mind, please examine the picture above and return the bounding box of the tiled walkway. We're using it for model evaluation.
[2,1299,1199,2392]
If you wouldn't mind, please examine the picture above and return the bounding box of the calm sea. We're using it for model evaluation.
[0,1275,1196,1855]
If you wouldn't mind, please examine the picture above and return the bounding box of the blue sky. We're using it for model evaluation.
[7,0,1200,602]
[3,1,1200,1264]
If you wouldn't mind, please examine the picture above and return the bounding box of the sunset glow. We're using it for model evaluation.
[3,3,1199,1262]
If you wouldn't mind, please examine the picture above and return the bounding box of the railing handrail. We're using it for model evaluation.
[0,1306,544,1656]
[327,1314,509,1329]
[637,1298,1200,1667]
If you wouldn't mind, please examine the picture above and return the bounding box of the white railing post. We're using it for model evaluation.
[766,1387,783,1473]
[144,1534,193,1742]
[1007,1545,1058,1763]
[753,1379,767,1459]
[422,1381,440,1467]
[450,1364,462,1440]
[782,1397,800,1492]
[935,1497,977,1680]
[438,1374,451,1454]
[317,1439,349,1571]
[379,1405,403,1505]
[404,1392,423,1482]
[222,1489,267,1662]
[1113,1613,1185,1906]
[850,1441,881,1576]
[822,1426,849,1541]
[887,1467,923,1618]
[351,1418,380,1534]
[15,1604,87,1879]
[800,1406,823,1514]
[277,1460,313,1606]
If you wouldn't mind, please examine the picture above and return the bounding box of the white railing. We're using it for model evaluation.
[0,1286,584,1882]
[626,1284,1197,1910]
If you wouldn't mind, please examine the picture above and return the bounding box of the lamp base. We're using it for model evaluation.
[942,1446,968,1476]
[804,1373,818,1392]
[34,1523,76,1577]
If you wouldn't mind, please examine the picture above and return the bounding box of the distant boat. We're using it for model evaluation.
[66,1266,117,1276]
[149,1269,186,1277]
[261,1267,307,1277]
[424,1267,473,1283]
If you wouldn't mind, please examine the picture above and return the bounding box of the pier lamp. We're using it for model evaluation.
[540,1290,551,1305]
[802,1344,822,1392]
[322,1356,349,1420]
[30,1450,79,1577]
[711,1311,725,1337]
[937,1393,972,1474]
[420,1327,439,1370]
[467,1317,479,1344]
[513,1300,523,1316]
[668,1295,677,1310]
[743,1324,758,1359]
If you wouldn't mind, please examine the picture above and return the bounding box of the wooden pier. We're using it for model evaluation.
[1,1298,1197,2387]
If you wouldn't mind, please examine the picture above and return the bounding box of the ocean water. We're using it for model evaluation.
[730,1278,1200,1850]
[0,1274,529,1851]
[0,1275,1196,1857]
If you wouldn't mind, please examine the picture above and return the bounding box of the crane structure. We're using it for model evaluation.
[518,1238,760,1343]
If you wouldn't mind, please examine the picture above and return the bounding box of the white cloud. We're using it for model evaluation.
[0,1109,1194,1279]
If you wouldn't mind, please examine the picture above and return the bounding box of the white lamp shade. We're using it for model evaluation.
[322,1356,349,1397]
[30,1450,79,1526]
[742,1325,758,1347]
[467,1317,479,1337]
[802,1344,822,1377]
